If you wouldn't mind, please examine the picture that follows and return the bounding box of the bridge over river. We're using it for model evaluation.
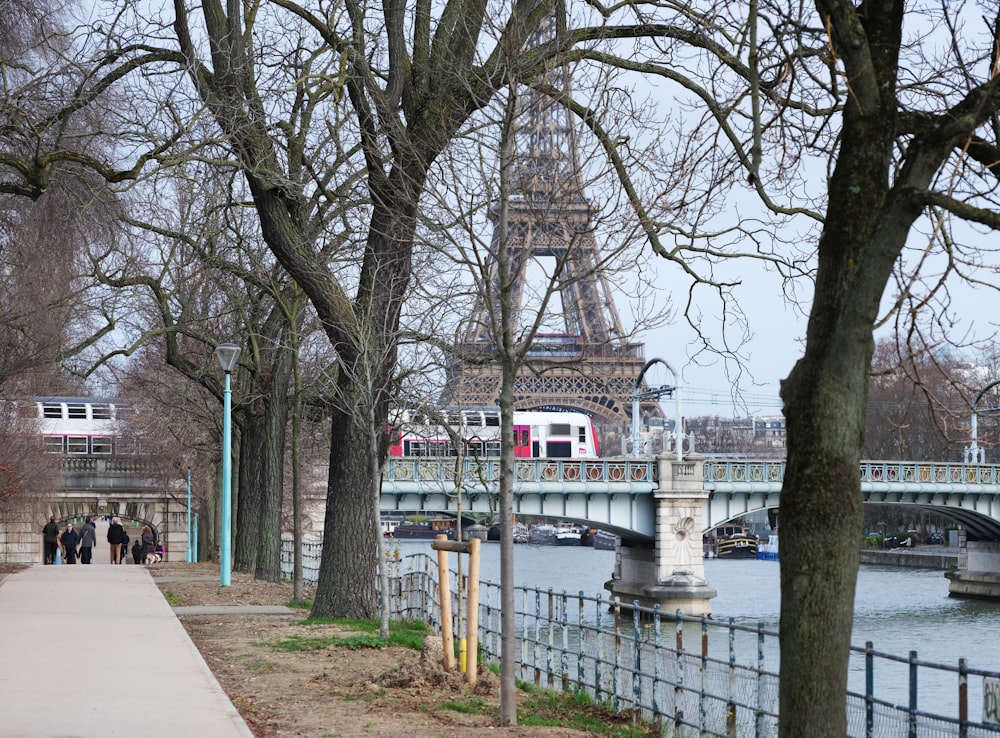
[380,454,1000,613]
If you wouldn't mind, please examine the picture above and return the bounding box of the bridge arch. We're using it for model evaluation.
[8,485,192,565]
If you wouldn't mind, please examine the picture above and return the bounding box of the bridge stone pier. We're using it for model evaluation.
[604,452,717,616]
[946,530,1000,598]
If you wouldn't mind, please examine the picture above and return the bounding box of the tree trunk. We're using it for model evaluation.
[311,378,381,618]
[233,318,294,582]
[255,363,289,583]
[779,342,868,736]
[777,6,915,733]
[235,411,264,573]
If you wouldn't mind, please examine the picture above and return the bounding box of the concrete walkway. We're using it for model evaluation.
[0,563,254,738]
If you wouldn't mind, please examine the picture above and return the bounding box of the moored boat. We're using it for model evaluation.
[389,517,456,540]
[592,530,617,550]
[757,533,779,561]
[487,521,531,543]
[528,524,557,545]
[707,524,758,559]
[464,524,490,542]
[554,528,583,546]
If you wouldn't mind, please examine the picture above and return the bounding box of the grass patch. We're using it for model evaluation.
[285,598,312,610]
[439,697,488,714]
[519,686,655,738]
[269,618,428,652]
[241,658,278,673]
[163,590,181,606]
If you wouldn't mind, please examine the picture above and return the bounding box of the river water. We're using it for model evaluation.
[393,539,1000,718]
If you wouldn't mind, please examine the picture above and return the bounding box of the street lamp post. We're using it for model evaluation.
[216,342,241,586]
[186,467,192,562]
[965,380,1000,464]
[631,358,682,460]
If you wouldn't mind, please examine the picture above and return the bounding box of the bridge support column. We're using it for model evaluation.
[605,452,716,616]
[945,529,1000,600]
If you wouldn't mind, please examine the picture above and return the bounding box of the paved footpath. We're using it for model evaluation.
[0,563,254,738]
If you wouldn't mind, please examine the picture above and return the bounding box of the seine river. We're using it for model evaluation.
[394,539,1000,718]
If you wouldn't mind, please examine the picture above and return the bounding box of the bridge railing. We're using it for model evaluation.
[384,457,656,485]
[704,458,1000,488]
[57,455,159,474]
[384,456,1000,489]
[281,543,1000,736]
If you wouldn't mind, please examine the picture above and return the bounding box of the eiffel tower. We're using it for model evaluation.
[441,12,660,435]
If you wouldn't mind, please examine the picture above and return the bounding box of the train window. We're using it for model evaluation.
[405,440,426,456]
[67,404,87,419]
[547,441,572,458]
[549,423,571,436]
[435,441,458,456]
[91,437,113,454]
[66,436,89,453]
[44,436,64,453]
[485,441,501,456]
[42,404,63,419]
[485,415,500,426]
[91,405,112,420]
[578,427,587,443]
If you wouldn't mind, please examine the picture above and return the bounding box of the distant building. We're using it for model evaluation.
[684,414,786,455]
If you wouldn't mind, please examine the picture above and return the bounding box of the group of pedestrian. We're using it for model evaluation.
[41,516,159,565]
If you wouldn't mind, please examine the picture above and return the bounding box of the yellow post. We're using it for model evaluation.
[435,534,456,670]
[465,536,480,686]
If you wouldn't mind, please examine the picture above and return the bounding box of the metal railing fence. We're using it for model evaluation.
[280,541,1000,737]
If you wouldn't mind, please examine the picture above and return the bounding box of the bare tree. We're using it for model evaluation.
[527,1,1000,732]
[623,3,1000,734]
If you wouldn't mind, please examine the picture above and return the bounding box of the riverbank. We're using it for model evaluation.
[859,546,958,569]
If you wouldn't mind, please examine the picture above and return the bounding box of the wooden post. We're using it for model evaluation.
[466,536,480,687]
[435,534,456,670]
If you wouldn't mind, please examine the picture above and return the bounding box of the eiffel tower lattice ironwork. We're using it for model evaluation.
[441,13,660,431]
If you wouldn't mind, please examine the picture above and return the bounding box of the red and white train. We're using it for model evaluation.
[389,407,599,459]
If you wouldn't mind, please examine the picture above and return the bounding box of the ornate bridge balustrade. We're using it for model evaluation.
[382,458,657,539]
[704,459,1000,540]
[384,457,1000,538]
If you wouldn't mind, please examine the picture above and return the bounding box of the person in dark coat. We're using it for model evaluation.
[140,525,156,565]
[42,517,60,564]
[78,518,97,564]
[106,518,125,564]
[131,538,142,564]
[59,523,79,565]
[120,529,130,565]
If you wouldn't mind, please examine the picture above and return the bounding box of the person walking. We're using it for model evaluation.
[59,523,79,565]
[140,525,156,565]
[107,517,125,564]
[78,517,97,564]
[42,516,60,565]
[120,528,130,565]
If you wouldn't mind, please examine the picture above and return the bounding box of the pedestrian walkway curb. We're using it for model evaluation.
[174,604,295,615]
[0,565,255,738]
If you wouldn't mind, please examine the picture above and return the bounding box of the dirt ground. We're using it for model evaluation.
[146,562,620,738]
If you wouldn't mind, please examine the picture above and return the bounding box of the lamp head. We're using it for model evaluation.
[215,342,241,373]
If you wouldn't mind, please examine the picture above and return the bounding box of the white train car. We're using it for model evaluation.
[33,397,124,455]
[389,407,599,459]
